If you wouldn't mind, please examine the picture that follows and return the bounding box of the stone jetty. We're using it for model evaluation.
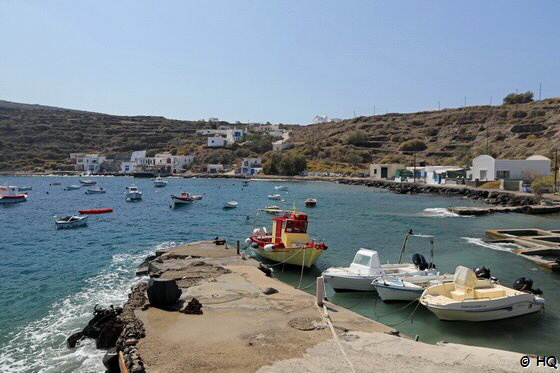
[96,240,538,372]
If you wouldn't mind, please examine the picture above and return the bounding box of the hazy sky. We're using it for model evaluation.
[1,1,558,124]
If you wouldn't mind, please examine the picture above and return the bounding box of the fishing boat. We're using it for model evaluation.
[80,179,97,185]
[372,274,455,302]
[64,185,81,191]
[54,215,88,229]
[153,176,168,187]
[171,192,194,206]
[246,209,327,267]
[420,266,545,321]
[304,198,317,207]
[267,194,282,200]
[263,205,281,214]
[125,185,142,201]
[224,200,239,208]
[85,187,106,194]
[78,208,113,214]
[191,194,203,200]
[274,185,288,191]
[17,186,32,192]
[0,186,28,204]
[322,231,439,291]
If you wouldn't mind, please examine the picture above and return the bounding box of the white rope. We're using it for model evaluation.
[296,247,306,289]
[320,304,357,373]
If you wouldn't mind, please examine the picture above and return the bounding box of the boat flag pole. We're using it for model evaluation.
[397,229,413,264]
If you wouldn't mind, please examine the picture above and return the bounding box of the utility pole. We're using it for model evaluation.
[539,83,542,100]
[490,96,492,106]
[373,105,376,116]
[554,149,558,194]
[413,152,416,183]
[438,101,440,110]
[464,96,467,107]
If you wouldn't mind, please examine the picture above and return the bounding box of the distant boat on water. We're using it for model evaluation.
[55,215,88,229]
[153,176,168,187]
[0,185,27,204]
[80,180,97,185]
[224,200,238,208]
[64,185,81,191]
[125,185,142,201]
[85,187,106,195]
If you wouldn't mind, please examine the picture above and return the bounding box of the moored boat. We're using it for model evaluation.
[55,215,88,229]
[0,186,28,204]
[80,179,97,185]
[64,185,81,191]
[17,186,32,192]
[372,274,455,302]
[305,198,317,207]
[78,208,113,214]
[263,205,281,214]
[85,187,106,194]
[274,185,288,191]
[125,185,142,201]
[153,176,168,187]
[420,266,545,321]
[246,209,327,267]
[322,231,439,291]
[171,192,194,206]
[191,194,203,200]
[224,200,239,208]
[267,194,282,200]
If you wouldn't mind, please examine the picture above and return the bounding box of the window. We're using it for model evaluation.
[496,170,510,179]
[353,254,371,267]
[373,169,377,174]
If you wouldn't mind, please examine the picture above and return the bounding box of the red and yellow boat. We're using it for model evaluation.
[247,210,327,267]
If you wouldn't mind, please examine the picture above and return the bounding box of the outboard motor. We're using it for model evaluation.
[474,266,491,279]
[412,253,428,270]
[513,277,543,295]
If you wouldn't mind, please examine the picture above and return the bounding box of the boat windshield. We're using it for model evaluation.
[284,219,307,233]
[353,253,372,267]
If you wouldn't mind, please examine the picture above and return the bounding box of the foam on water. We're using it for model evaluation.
[461,237,518,252]
[421,207,463,218]
[0,241,179,373]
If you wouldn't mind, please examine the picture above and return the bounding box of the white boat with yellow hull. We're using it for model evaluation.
[420,266,545,321]
[255,246,325,267]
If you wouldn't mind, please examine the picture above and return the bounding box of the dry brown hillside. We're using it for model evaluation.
[289,98,560,170]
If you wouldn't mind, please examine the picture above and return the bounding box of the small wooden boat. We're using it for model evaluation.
[125,185,142,201]
[274,185,288,191]
[420,266,545,321]
[17,186,32,192]
[305,198,317,207]
[171,192,194,206]
[267,194,282,200]
[78,208,113,214]
[55,215,88,229]
[224,200,239,208]
[85,187,106,194]
[263,205,281,214]
[64,185,81,191]
[80,179,97,185]
[0,186,27,204]
[153,176,168,187]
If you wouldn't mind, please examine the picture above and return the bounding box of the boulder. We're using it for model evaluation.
[66,331,84,348]
[147,278,182,308]
[102,348,120,373]
[97,318,124,349]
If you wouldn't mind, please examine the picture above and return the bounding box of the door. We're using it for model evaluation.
[381,167,388,178]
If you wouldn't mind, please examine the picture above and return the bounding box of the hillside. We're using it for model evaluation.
[289,98,560,171]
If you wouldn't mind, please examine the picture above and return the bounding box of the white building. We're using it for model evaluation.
[77,154,106,174]
[226,128,244,143]
[153,153,194,173]
[121,150,147,174]
[198,128,244,145]
[207,164,224,173]
[471,155,551,181]
[208,137,226,147]
[370,163,404,180]
[241,158,262,175]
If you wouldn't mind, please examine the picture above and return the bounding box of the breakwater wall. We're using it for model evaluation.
[336,179,537,206]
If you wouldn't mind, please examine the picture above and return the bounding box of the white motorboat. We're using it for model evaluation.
[262,205,281,214]
[85,187,106,195]
[0,185,28,204]
[322,231,439,292]
[224,200,238,208]
[125,185,142,201]
[79,179,97,185]
[420,266,545,321]
[171,192,194,206]
[64,185,81,191]
[55,215,88,229]
[372,274,455,302]
[153,176,168,187]
[274,185,288,191]
[267,194,282,200]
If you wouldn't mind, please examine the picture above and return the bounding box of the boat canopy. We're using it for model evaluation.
[349,249,382,275]
[273,213,308,234]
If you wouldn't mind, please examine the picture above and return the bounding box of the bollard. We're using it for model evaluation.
[316,276,325,307]
[236,240,240,255]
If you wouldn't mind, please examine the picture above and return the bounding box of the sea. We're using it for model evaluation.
[1,176,559,372]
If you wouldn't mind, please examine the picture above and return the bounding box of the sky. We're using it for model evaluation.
[1,1,559,124]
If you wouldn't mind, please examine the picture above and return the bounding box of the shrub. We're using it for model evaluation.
[503,91,534,105]
[345,131,367,146]
[424,128,438,136]
[391,135,401,142]
[531,175,558,193]
[399,139,427,152]
[512,110,527,118]
[527,134,537,141]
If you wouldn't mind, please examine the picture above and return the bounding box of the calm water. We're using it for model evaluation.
[1,176,559,372]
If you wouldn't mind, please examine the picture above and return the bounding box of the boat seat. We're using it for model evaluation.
[474,287,506,299]
[450,288,475,301]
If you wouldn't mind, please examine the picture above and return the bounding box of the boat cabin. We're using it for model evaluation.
[349,249,382,275]
[272,212,310,248]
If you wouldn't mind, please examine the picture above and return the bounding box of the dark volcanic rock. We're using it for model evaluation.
[97,318,124,349]
[147,278,182,308]
[66,331,84,348]
[102,348,120,373]
[181,297,203,315]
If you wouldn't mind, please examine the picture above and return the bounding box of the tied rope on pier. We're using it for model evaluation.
[372,297,422,327]
[319,303,357,373]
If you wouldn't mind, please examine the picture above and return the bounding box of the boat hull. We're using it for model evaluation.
[78,208,113,214]
[56,220,88,229]
[172,197,192,205]
[374,283,424,301]
[323,273,380,291]
[255,247,324,267]
[423,299,543,321]
[0,195,27,204]
[126,192,142,201]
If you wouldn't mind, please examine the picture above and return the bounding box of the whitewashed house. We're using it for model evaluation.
[153,153,194,173]
[241,158,262,175]
[370,163,404,180]
[471,155,551,181]
[207,164,224,173]
[225,128,244,143]
[208,137,226,148]
[79,154,106,174]
[121,150,147,174]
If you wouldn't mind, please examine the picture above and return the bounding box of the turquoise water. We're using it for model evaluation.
[1,176,559,372]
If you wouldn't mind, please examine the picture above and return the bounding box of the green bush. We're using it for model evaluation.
[345,131,367,146]
[503,91,534,105]
[531,175,558,192]
[263,152,306,176]
[398,139,427,152]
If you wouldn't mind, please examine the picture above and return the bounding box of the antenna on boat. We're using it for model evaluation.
[397,229,413,264]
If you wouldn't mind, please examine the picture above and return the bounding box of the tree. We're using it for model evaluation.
[503,91,534,105]
[263,152,283,175]
[399,139,427,152]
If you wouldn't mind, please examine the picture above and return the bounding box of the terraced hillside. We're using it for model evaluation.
[289,98,560,170]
